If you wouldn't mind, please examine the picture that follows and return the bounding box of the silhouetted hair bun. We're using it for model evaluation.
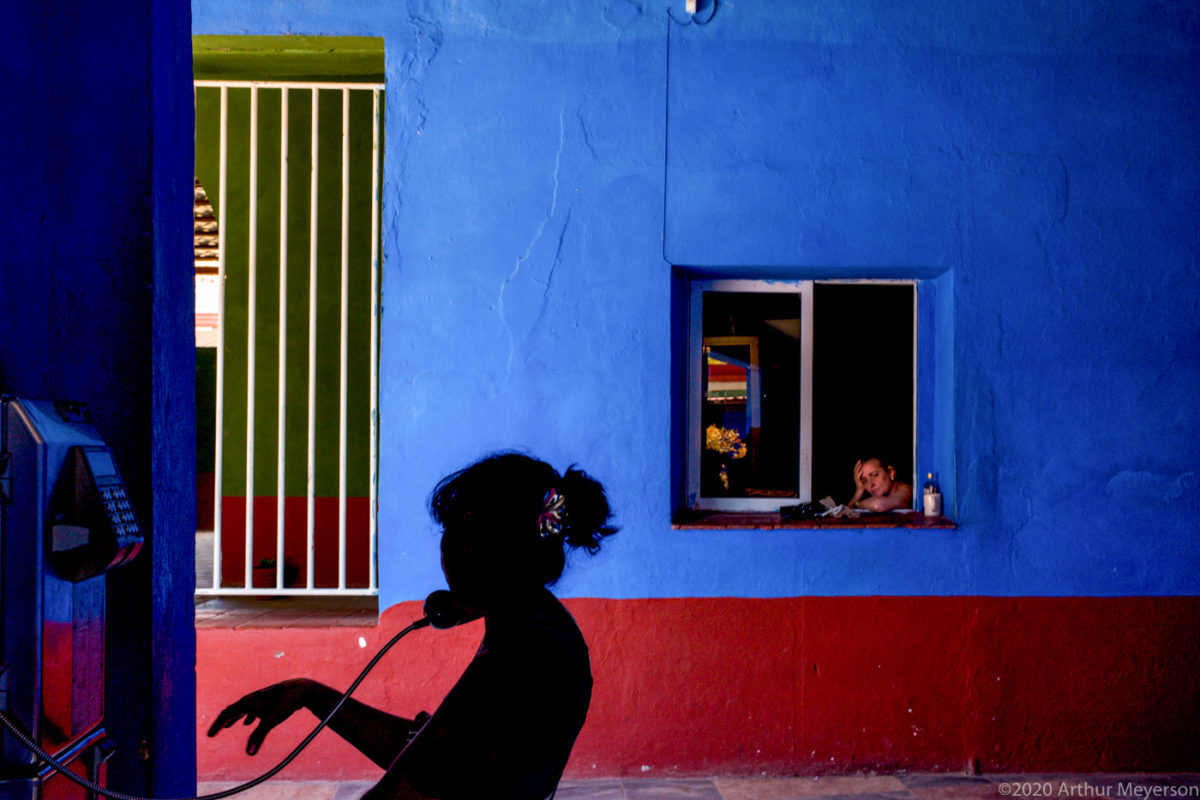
[429,451,617,587]
[558,466,618,553]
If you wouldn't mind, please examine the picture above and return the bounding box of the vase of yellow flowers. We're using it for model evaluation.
[705,424,748,494]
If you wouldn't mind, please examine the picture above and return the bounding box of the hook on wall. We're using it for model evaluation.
[668,0,719,26]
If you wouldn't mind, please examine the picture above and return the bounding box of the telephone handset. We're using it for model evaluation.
[419,589,481,629]
[46,444,143,582]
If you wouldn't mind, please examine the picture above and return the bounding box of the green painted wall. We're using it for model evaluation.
[193,36,384,83]
[194,36,383,498]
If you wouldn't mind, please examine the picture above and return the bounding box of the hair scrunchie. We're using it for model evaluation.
[538,488,567,538]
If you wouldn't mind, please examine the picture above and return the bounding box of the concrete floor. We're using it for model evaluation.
[199,774,1200,800]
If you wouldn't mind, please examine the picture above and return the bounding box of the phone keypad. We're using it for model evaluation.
[100,485,140,538]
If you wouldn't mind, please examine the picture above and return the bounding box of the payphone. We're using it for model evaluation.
[0,397,143,800]
[0,399,464,800]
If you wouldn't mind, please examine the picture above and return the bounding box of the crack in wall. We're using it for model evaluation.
[522,209,573,354]
[382,3,443,257]
[497,106,567,373]
[576,103,599,160]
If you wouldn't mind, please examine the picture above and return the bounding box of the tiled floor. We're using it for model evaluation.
[194,595,378,627]
[194,530,378,628]
[199,773,1200,800]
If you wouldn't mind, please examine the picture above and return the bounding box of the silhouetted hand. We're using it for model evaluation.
[207,678,314,755]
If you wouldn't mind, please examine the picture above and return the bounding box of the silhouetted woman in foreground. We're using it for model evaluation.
[208,453,617,800]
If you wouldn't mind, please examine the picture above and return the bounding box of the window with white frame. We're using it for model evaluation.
[684,278,916,513]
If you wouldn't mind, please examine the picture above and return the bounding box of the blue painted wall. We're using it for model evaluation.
[2,1,196,794]
[190,1,1200,603]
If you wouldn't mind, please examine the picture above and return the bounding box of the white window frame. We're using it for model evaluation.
[685,278,918,513]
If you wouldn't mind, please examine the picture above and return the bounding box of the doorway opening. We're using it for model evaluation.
[192,36,385,602]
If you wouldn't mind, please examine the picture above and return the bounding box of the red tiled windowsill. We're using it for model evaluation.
[672,511,957,530]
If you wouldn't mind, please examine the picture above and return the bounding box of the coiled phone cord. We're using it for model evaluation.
[0,616,431,800]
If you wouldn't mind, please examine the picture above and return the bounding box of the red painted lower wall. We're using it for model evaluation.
[198,472,214,531]
[216,496,370,588]
[196,596,1200,780]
